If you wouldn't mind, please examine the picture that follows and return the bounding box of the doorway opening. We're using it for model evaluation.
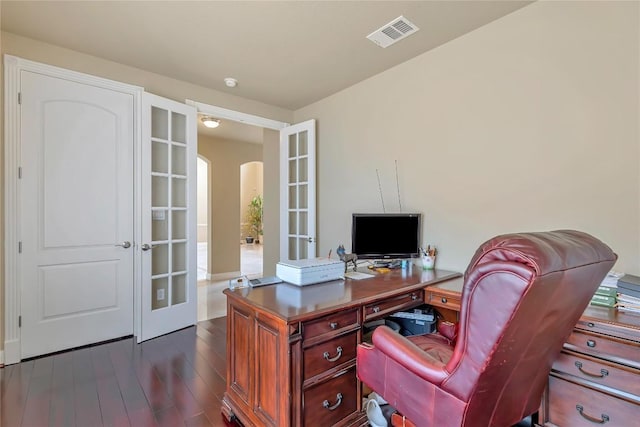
[197,156,210,281]
[240,161,264,276]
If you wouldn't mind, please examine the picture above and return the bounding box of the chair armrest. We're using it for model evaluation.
[371,326,449,385]
[437,321,458,342]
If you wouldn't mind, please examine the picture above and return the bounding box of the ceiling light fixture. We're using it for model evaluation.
[224,77,238,88]
[201,116,220,128]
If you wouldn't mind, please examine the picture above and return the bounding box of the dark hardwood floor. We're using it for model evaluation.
[0,317,236,427]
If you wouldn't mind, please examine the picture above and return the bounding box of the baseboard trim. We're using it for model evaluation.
[208,271,242,281]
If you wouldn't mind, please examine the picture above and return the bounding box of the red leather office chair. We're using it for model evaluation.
[357,230,616,427]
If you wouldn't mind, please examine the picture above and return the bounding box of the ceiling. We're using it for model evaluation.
[2,1,532,112]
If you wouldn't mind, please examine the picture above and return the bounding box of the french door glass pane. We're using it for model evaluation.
[299,184,308,209]
[152,210,168,241]
[289,134,297,156]
[172,274,187,305]
[299,157,308,182]
[299,211,308,235]
[171,112,186,143]
[152,141,168,173]
[152,107,168,139]
[172,210,186,239]
[172,145,187,175]
[152,176,168,207]
[289,237,297,260]
[152,277,169,309]
[298,238,308,259]
[298,131,308,155]
[152,244,169,276]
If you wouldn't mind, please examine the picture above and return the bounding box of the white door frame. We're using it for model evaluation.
[185,100,289,131]
[3,55,143,364]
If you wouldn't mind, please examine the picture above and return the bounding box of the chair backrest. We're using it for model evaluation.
[442,230,616,426]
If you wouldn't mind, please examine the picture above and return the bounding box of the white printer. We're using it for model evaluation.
[276,258,344,286]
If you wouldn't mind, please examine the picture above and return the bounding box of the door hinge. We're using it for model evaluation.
[18,241,22,253]
[18,167,22,179]
[18,92,21,105]
[19,316,22,328]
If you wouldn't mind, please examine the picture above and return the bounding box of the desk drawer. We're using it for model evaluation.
[364,291,422,321]
[546,375,639,427]
[425,289,461,312]
[552,350,640,396]
[303,332,357,382]
[565,330,640,365]
[303,309,359,343]
[303,367,358,427]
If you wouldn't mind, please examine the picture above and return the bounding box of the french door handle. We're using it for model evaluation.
[115,241,131,249]
[141,243,154,251]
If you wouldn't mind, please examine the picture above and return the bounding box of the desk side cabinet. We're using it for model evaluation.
[222,297,370,427]
[539,307,640,426]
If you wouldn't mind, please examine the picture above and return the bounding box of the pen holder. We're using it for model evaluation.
[422,255,436,270]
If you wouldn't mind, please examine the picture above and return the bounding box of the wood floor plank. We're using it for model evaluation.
[0,360,34,427]
[91,345,131,427]
[0,318,240,427]
[107,339,158,426]
[73,347,103,427]
[49,352,76,427]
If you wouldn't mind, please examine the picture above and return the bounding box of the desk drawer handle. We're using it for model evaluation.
[323,393,343,411]
[575,361,609,378]
[441,297,448,304]
[587,322,595,328]
[372,306,380,313]
[323,346,343,363]
[329,322,338,330]
[586,339,596,348]
[411,293,418,301]
[576,405,609,424]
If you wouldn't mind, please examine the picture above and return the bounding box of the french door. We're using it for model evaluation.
[280,120,316,260]
[140,93,197,341]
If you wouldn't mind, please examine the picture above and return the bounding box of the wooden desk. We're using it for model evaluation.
[221,268,461,427]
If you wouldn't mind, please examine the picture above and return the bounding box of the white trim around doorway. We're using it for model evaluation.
[185,100,290,130]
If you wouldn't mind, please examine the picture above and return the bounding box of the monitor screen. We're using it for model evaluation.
[351,213,421,259]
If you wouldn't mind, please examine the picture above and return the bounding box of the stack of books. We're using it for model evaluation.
[590,271,623,308]
[616,274,640,314]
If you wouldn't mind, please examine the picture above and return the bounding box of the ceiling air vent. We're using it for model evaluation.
[367,15,420,48]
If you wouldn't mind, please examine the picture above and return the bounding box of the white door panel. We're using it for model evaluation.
[20,71,134,359]
[280,120,316,261]
[140,93,197,342]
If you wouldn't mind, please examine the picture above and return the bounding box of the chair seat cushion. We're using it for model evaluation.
[408,333,454,365]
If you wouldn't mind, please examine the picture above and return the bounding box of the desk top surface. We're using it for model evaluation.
[224,268,461,322]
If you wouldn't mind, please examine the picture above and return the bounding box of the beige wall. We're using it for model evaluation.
[240,162,264,239]
[262,129,281,276]
[198,135,262,274]
[295,1,640,274]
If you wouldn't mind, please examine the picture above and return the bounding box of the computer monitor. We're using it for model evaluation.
[351,213,421,260]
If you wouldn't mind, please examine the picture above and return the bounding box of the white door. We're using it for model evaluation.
[280,120,316,260]
[140,93,197,342]
[20,71,134,359]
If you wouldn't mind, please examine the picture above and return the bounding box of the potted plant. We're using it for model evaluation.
[246,195,263,244]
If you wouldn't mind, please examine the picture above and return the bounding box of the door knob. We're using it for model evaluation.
[141,243,154,251]
[115,241,131,249]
